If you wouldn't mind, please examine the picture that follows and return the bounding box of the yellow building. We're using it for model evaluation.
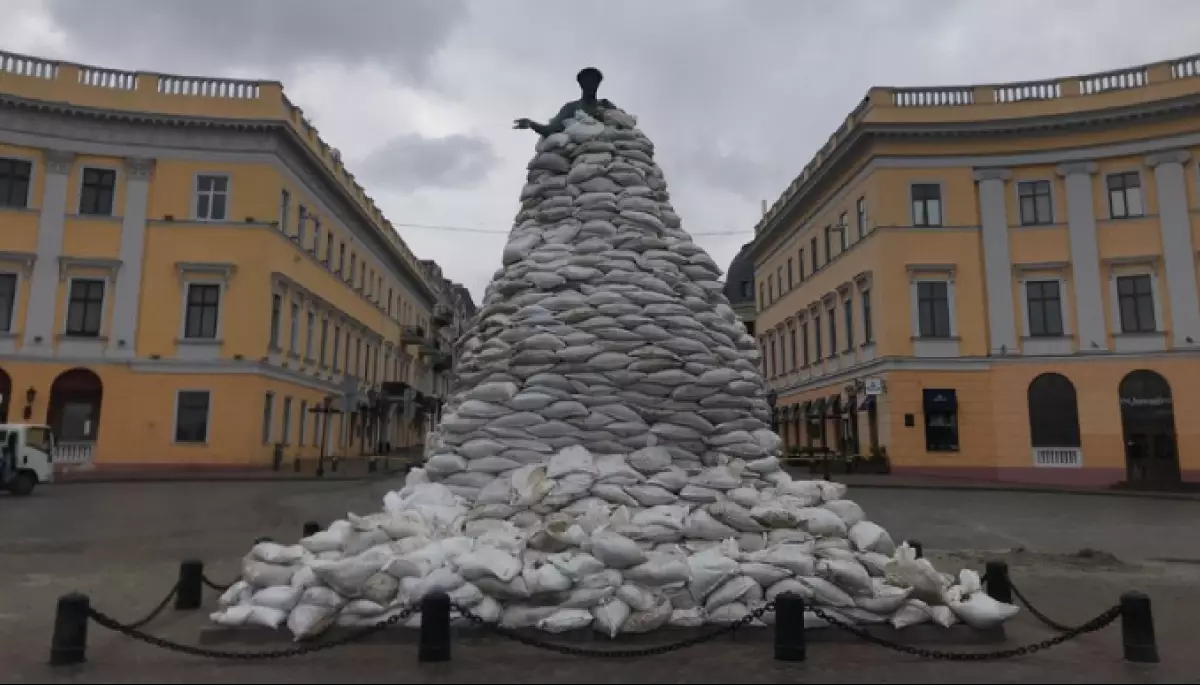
[747,53,1200,488]
[0,50,455,471]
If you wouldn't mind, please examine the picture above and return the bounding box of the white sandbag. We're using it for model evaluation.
[817,559,874,596]
[473,596,502,623]
[456,547,522,583]
[578,569,624,590]
[287,604,337,641]
[648,467,688,493]
[628,446,672,473]
[547,445,598,478]
[247,606,288,629]
[511,465,553,507]
[690,466,740,491]
[817,480,848,502]
[361,573,400,605]
[300,521,353,554]
[548,551,605,580]
[592,484,641,507]
[885,553,949,605]
[857,585,913,614]
[219,580,252,608]
[251,585,302,611]
[592,599,632,638]
[776,481,823,506]
[591,528,648,569]
[765,579,810,603]
[523,561,573,594]
[426,453,468,475]
[890,599,935,629]
[746,545,816,576]
[300,586,345,609]
[624,557,691,586]
[622,599,672,633]
[740,562,793,587]
[382,556,426,580]
[958,568,984,595]
[560,586,617,609]
[632,504,690,531]
[707,501,765,533]
[726,487,762,509]
[848,521,896,555]
[679,485,722,503]
[595,453,644,485]
[687,549,740,600]
[242,559,297,587]
[501,605,559,629]
[745,456,780,474]
[669,608,706,627]
[341,599,388,617]
[798,576,855,607]
[537,608,593,633]
[449,582,485,608]
[822,500,866,527]
[251,542,308,565]
[682,508,738,540]
[950,593,1020,629]
[616,584,660,612]
[797,508,848,537]
[626,485,678,506]
[311,556,387,597]
[750,503,801,528]
[400,567,465,601]
[705,576,762,612]
[210,605,254,627]
[857,552,892,577]
[707,602,750,624]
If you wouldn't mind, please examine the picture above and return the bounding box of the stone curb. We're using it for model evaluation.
[843,481,1200,502]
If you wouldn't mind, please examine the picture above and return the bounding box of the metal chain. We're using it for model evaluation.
[450,600,775,658]
[87,605,415,660]
[808,604,1121,661]
[202,575,234,593]
[1009,582,1075,633]
[126,584,180,630]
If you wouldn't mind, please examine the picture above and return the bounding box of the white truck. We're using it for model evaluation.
[0,424,55,496]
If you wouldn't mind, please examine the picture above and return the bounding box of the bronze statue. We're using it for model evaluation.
[514,67,616,137]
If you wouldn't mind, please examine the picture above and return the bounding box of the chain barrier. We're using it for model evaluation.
[201,575,233,593]
[451,600,775,658]
[1009,582,1075,633]
[86,605,416,660]
[125,584,179,630]
[808,604,1121,661]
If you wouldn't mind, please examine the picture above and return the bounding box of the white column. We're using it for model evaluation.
[23,149,75,354]
[1055,161,1108,351]
[973,168,1017,354]
[107,158,155,357]
[1145,150,1200,347]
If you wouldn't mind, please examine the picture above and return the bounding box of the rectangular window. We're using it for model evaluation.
[312,217,322,255]
[319,317,329,365]
[856,197,867,238]
[801,321,810,366]
[827,304,837,352]
[349,253,357,284]
[1107,172,1144,219]
[788,327,797,370]
[305,310,315,359]
[917,281,952,338]
[279,189,290,233]
[1017,180,1053,226]
[195,174,229,221]
[262,392,274,444]
[65,279,105,337]
[299,401,308,447]
[281,397,292,446]
[769,337,777,376]
[911,183,942,227]
[838,212,848,250]
[79,168,116,216]
[297,205,307,244]
[787,259,794,289]
[824,225,832,262]
[388,288,394,315]
[325,233,334,266]
[269,294,282,349]
[0,158,32,208]
[813,314,823,360]
[798,249,805,281]
[1117,275,1156,333]
[861,290,873,343]
[0,273,16,332]
[759,283,765,310]
[810,237,818,272]
[184,283,220,339]
[332,324,341,371]
[338,242,346,274]
[923,389,959,452]
[1026,280,1064,337]
[768,276,774,303]
[289,302,300,352]
[174,390,211,443]
[843,297,853,351]
[776,266,783,295]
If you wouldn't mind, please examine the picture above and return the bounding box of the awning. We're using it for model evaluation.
[825,394,843,417]
[858,395,876,411]
[807,398,825,418]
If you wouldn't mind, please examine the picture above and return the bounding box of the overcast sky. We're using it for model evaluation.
[4,0,1199,302]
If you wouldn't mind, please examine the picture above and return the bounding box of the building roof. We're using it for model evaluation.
[723,242,755,304]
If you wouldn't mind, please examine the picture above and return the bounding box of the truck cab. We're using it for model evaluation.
[0,424,55,496]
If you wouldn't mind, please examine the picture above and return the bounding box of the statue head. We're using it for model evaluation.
[577,67,603,98]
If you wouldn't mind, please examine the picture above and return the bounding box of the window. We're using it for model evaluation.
[759,283,765,310]
[768,276,774,303]
[0,273,16,332]
[338,243,346,274]
[262,392,274,444]
[861,290,873,343]
[299,401,309,447]
[388,288,394,315]
[911,183,942,227]
[1107,172,1143,219]
[184,283,220,339]
[1117,275,1156,333]
[349,253,357,284]
[65,279,105,337]
[788,327,797,370]
[1017,181,1053,225]
[813,314,823,360]
[332,324,341,371]
[827,304,837,352]
[195,174,229,221]
[801,321,810,366]
[786,259,793,289]
[856,197,867,238]
[824,226,832,262]
[269,294,282,349]
[843,297,854,351]
[769,337,777,376]
[174,391,211,443]
[289,302,300,352]
[810,237,818,272]
[740,281,752,299]
[297,205,307,244]
[1027,373,1081,449]
[305,310,315,359]
[282,397,292,445]
[1025,280,1063,337]
[923,389,959,452]
[0,158,32,208]
[319,317,329,365]
[79,168,116,216]
[838,212,848,250]
[798,249,805,281]
[325,233,334,266]
[313,218,322,255]
[279,189,290,233]
[917,281,951,338]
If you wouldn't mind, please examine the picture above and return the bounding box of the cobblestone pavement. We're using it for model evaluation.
[2,479,1198,683]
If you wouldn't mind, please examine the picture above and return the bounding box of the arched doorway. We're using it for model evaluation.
[1118,370,1180,488]
[0,367,11,423]
[1027,373,1082,466]
[47,368,103,443]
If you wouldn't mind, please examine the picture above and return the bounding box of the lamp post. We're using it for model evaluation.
[767,388,778,434]
[309,396,339,478]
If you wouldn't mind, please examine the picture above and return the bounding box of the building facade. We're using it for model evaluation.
[723,242,757,337]
[747,53,1200,488]
[0,50,458,470]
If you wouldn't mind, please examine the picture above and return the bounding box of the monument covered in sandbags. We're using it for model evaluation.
[210,69,1019,640]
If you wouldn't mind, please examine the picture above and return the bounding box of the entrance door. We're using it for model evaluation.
[1119,370,1181,488]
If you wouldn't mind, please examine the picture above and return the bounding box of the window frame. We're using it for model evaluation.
[173,389,212,444]
[299,400,309,446]
[856,197,867,239]
[838,212,848,250]
[860,288,874,344]
[288,300,301,354]
[827,302,837,353]
[910,182,944,228]
[77,166,118,217]
[193,173,230,222]
[281,396,293,446]
[1024,279,1065,337]
[0,156,34,209]
[261,391,275,445]
[1016,180,1054,226]
[64,277,106,338]
[182,281,222,340]
[1115,273,1158,333]
[801,319,810,367]
[305,309,316,361]
[916,280,952,338]
[0,272,19,333]
[1106,171,1145,220]
[843,295,854,352]
[269,293,283,350]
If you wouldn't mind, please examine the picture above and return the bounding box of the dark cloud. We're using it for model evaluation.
[44,0,468,83]
[359,134,497,192]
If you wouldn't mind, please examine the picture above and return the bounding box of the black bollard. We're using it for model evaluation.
[302,521,321,537]
[907,540,924,559]
[984,560,1012,604]
[49,593,90,667]
[1121,591,1159,663]
[773,593,807,662]
[418,591,452,663]
[175,559,204,610]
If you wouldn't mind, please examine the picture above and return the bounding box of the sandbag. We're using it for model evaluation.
[592,599,632,638]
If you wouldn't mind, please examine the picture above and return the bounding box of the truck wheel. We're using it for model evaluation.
[8,471,36,496]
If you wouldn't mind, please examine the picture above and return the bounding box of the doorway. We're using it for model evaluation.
[1118,370,1181,488]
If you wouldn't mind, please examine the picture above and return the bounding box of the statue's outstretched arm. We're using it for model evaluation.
[515,104,574,138]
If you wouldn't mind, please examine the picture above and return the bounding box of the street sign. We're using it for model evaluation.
[864,378,884,396]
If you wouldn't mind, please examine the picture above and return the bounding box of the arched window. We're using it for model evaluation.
[1027,372,1080,448]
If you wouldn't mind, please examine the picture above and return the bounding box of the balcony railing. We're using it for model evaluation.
[1032,447,1082,468]
[53,441,95,467]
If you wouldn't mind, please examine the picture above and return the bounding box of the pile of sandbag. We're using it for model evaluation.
[422,104,775,488]
[212,452,1019,640]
